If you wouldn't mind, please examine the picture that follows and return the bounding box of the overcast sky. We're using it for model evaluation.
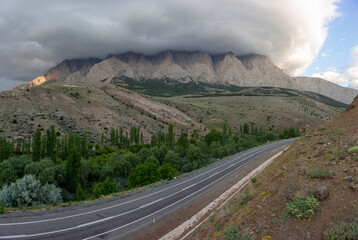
[0,0,357,91]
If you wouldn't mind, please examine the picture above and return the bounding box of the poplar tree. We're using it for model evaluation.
[119,127,124,148]
[166,124,174,147]
[32,128,41,162]
[66,133,82,193]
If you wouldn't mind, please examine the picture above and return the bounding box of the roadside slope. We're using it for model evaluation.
[189,97,358,239]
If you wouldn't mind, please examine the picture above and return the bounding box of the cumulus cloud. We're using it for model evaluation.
[312,71,348,85]
[312,45,358,88]
[0,0,340,82]
[348,45,358,88]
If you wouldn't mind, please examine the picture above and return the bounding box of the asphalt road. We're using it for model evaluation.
[0,139,295,240]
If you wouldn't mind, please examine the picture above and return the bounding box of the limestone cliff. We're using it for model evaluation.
[23,50,358,104]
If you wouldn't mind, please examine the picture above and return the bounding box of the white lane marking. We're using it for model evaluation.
[139,198,163,208]
[0,141,291,239]
[0,142,282,226]
[82,152,259,240]
[0,235,26,239]
[78,216,114,228]
[181,184,196,192]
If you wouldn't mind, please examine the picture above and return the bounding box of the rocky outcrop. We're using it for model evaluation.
[23,50,358,104]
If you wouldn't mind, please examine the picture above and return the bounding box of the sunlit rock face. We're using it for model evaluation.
[24,50,358,104]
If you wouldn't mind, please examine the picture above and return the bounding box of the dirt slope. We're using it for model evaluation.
[189,96,358,239]
[0,82,345,144]
[0,81,197,143]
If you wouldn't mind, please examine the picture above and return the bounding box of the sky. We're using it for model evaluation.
[0,0,357,91]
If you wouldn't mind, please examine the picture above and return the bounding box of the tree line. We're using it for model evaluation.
[0,123,300,207]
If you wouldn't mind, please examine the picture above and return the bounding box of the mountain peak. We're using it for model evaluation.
[22,50,358,104]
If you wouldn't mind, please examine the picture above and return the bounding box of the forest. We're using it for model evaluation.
[0,123,300,208]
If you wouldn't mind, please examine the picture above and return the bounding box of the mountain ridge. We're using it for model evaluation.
[20,50,358,104]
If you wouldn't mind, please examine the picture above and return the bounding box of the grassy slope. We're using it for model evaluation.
[157,95,343,132]
[0,81,196,143]
[0,81,345,144]
[189,102,358,239]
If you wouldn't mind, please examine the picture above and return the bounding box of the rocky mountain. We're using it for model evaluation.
[22,50,357,104]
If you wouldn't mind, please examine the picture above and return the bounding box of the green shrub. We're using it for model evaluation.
[128,162,160,188]
[75,183,86,201]
[158,163,176,180]
[93,177,117,198]
[286,195,319,219]
[222,224,252,240]
[304,167,332,179]
[215,223,222,231]
[348,146,358,154]
[324,222,358,240]
[250,177,257,184]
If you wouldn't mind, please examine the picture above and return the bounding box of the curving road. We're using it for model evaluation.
[0,139,295,240]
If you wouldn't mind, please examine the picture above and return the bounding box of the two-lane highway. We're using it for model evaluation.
[0,139,295,239]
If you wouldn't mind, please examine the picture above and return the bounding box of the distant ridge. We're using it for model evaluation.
[21,50,358,104]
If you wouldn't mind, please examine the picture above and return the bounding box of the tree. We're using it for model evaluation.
[0,161,17,188]
[128,162,160,187]
[32,128,41,161]
[164,150,180,169]
[110,128,115,146]
[204,129,222,146]
[75,183,86,201]
[158,163,176,180]
[93,177,117,198]
[166,124,175,147]
[0,138,14,161]
[187,145,201,162]
[46,126,56,159]
[177,132,189,150]
[99,166,115,181]
[39,167,56,184]
[243,123,250,134]
[109,153,132,178]
[7,155,32,178]
[124,152,140,169]
[24,162,43,177]
[66,133,82,193]
[81,133,87,158]
[151,134,158,147]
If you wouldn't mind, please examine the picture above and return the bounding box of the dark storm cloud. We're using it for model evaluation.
[0,0,339,85]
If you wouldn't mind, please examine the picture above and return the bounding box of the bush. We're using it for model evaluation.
[158,163,176,180]
[75,183,86,201]
[7,155,32,177]
[93,177,117,198]
[304,167,333,179]
[250,177,257,184]
[286,195,319,219]
[0,175,62,207]
[222,224,252,240]
[0,161,17,188]
[324,222,358,240]
[128,162,160,188]
[99,166,115,181]
[239,189,253,206]
[348,146,358,154]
